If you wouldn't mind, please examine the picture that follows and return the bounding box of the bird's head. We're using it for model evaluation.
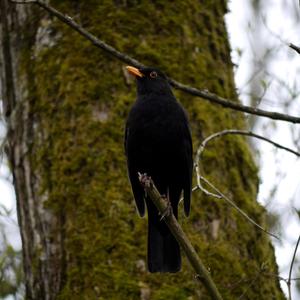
[126,66,173,96]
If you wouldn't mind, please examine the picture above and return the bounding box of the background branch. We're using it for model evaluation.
[289,43,300,55]
[200,176,279,240]
[287,234,300,300]
[196,129,300,159]
[9,0,300,124]
[139,173,223,300]
[194,129,300,240]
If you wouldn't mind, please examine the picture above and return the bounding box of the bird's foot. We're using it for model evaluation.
[159,194,173,221]
[138,172,151,188]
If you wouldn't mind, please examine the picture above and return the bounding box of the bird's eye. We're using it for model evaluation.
[150,71,158,78]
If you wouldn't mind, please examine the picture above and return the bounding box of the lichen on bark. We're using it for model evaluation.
[1,0,285,299]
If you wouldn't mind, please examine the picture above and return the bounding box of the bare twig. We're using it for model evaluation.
[201,176,279,240]
[194,129,300,241]
[289,43,300,55]
[9,0,300,124]
[287,234,300,300]
[264,272,300,283]
[139,173,223,300]
[196,130,300,160]
[289,277,300,281]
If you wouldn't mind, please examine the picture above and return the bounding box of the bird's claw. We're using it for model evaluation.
[138,172,151,188]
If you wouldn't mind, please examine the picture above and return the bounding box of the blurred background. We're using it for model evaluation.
[1,0,300,299]
[227,0,300,297]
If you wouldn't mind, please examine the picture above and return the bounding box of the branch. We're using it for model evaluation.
[194,129,299,240]
[139,173,223,300]
[196,129,300,159]
[200,176,279,240]
[289,43,300,55]
[287,234,300,300]
[168,79,300,124]
[264,272,300,283]
[10,0,300,124]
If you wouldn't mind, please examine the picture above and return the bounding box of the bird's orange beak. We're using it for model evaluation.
[126,66,144,78]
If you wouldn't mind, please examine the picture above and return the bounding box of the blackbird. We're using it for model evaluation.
[125,66,193,273]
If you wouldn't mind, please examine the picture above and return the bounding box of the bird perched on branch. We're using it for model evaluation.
[125,66,193,273]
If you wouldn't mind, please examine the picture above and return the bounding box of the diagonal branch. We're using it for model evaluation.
[138,173,223,300]
[9,0,300,124]
[200,176,279,240]
[167,80,300,124]
[289,43,300,55]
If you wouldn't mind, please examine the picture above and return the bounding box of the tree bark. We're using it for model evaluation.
[0,1,285,299]
[0,2,64,299]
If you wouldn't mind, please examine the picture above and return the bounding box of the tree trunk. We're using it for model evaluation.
[0,1,285,299]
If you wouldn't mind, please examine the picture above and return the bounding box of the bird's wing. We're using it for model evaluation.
[125,126,146,217]
[181,116,193,217]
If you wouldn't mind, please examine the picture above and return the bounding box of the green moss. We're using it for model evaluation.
[20,0,284,299]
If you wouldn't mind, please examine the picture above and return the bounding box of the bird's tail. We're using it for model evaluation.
[147,208,181,273]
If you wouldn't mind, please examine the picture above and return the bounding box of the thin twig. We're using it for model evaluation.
[287,234,300,300]
[179,185,204,204]
[196,130,300,160]
[289,277,300,281]
[263,272,300,283]
[201,176,279,240]
[9,0,300,124]
[289,43,300,55]
[139,173,223,300]
[194,129,299,240]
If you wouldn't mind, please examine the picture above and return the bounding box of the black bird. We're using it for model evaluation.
[125,66,193,273]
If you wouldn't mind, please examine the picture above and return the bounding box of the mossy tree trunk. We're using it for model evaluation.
[0,0,285,299]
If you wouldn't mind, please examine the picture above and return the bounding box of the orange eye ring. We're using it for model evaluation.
[150,71,158,78]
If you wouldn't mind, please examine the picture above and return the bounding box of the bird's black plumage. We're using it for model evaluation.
[125,66,193,273]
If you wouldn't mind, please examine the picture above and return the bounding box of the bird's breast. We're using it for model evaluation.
[127,98,186,152]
